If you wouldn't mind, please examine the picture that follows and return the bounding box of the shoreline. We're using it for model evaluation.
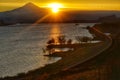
[0,26,112,80]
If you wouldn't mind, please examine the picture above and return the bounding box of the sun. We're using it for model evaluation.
[48,3,63,13]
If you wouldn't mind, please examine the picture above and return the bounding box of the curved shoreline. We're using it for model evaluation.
[0,27,112,80]
[61,27,112,71]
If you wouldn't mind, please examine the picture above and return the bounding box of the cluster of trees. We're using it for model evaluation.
[47,35,73,45]
[47,35,93,45]
[75,36,93,43]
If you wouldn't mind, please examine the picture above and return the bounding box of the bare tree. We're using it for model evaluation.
[75,36,92,43]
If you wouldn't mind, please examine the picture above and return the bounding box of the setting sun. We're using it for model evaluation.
[48,3,63,13]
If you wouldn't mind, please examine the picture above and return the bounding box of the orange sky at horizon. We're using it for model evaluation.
[0,0,120,12]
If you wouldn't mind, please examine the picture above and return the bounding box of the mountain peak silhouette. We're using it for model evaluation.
[22,2,40,9]
[26,2,34,5]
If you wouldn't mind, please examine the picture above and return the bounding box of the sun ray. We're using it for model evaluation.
[48,3,63,13]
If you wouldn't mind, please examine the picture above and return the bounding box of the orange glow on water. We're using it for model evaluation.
[50,24,61,44]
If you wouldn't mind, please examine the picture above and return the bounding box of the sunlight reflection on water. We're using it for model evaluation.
[0,23,94,77]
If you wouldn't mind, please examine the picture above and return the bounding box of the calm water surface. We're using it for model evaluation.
[0,23,95,77]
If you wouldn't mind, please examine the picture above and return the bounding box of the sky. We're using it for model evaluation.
[0,0,120,12]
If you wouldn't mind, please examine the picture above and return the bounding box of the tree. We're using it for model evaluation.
[75,36,92,43]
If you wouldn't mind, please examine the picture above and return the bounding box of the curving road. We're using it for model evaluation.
[62,27,113,71]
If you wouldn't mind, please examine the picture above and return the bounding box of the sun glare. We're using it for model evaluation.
[48,3,63,13]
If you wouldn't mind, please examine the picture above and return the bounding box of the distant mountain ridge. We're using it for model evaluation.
[0,2,120,25]
[0,3,50,24]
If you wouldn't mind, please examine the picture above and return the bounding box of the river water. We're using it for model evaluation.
[0,23,95,77]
